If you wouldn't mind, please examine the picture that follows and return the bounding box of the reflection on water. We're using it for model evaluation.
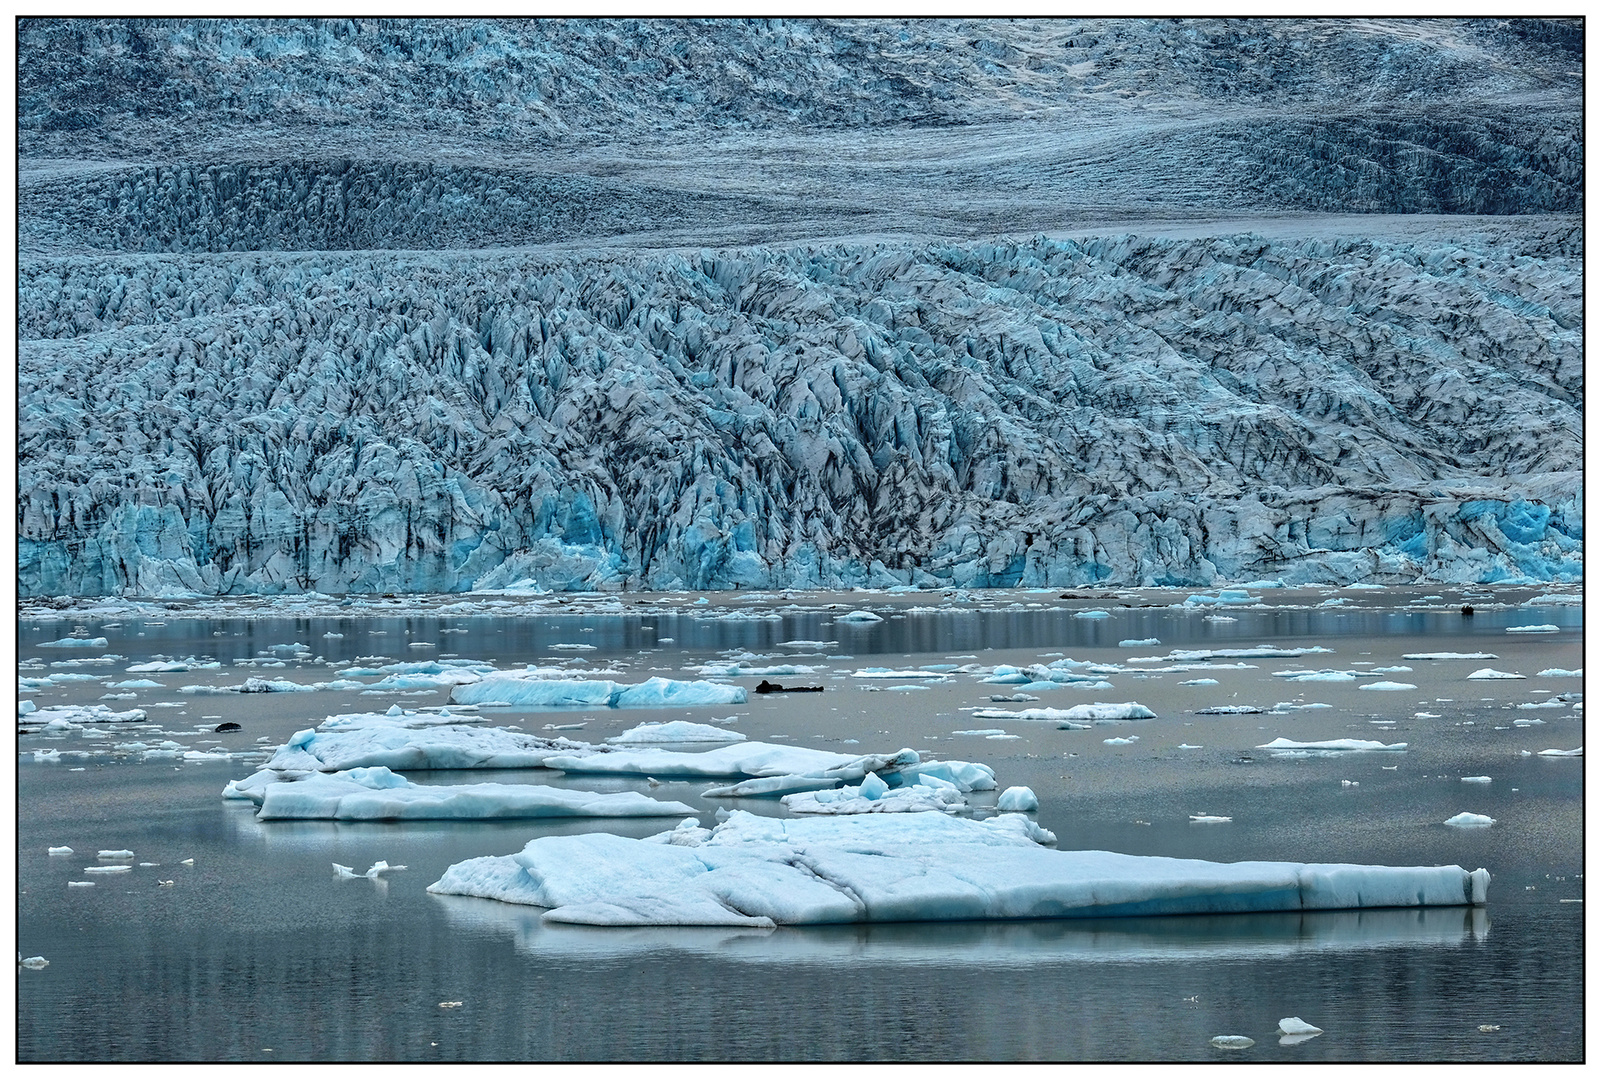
[432,894,1490,965]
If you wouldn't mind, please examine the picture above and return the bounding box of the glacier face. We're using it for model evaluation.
[15,18,1584,596]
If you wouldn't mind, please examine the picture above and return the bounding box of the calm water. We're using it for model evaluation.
[16,591,1584,1060]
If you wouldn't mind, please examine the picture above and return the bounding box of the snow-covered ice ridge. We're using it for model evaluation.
[18,19,1582,597]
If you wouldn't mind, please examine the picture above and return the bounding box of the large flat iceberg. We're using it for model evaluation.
[254,767,696,820]
[451,675,746,709]
[260,713,602,772]
[428,810,1489,927]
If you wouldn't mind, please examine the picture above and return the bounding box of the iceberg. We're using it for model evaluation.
[1443,812,1494,827]
[996,786,1039,812]
[1505,624,1560,633]
[608,721,745,745]
[254,767,696,820]
[1466,669,1525,680]
[1259,738,1407,753]
[259,717,602,772]
[1534,668,1582,678]
[970,703,1155,725]
[450,675,746,709]
[1537,747,1582,757]
[427,809,1490,926]
[1403,652,1498,660]
[551,742,903,782]
[37,637,109,648]
[1359,681,1417,691]
[834,611,883,623]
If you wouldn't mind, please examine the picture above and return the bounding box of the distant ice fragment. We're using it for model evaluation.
[1535,668,1583,678]
[19,956,49,969]
[1259,738,1406,753]
[1210,1036,1255,1049]
[1505,624,1559,633]
[1119,639,1160,648]
[1190,814,1232,824]
[1538,747,1582,757]
[47,846,73,854]
[1444,812,1494,827]
[608,721,746,745]
[1461,776,1492,784]
[1360,681,1417,691]
[1277,1017,1324,1040]
[834,610,883,623]
[38,638,109,648]
[1404,652,1498,660]
[1466,669,1524,680]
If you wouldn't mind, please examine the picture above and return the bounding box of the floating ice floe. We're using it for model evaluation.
[1211,1036,1255,1049]
[38,637,109,648]
[852,668,946,679]
[21,704,148,733]
[451,675,746,709]
[1103,737,1139,746]
[1074,610,1110,619]
[1537,747,1582,757]
[255,714,601,773]
[1535,668,1583,678]
[781,774,965,815]
[970,703,1155,726]
[834,610,883,623]
[1196,706,1263,715]
[1259,738,1407,754]
[18,956,49,970]
[428,810,1489,926]
[1359,681,1417,691]
[253,767,697,820]
[1277,1017,1324,1043]
[696,662,821,677]
[1190,815,1232,824]
[1185,590,1260,605]
[1273,670,1356,682]
[1404,652,1498,660]
[1466,669,1525,680]
[1444,812,1495,827]
[47,846,72,855]
[1179,678,1219,686]
[1505,624,1559,634]
[608,721,745,745]
[1131,646,1333,663]
[127,659,222,673]
[1461,776,1492,784]
[996,786,1039,812]
[334,860,408,880]
[1119,639,1160,648]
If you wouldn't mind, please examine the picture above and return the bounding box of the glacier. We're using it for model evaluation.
[15,17,1583,597]
[426,809,1491,926]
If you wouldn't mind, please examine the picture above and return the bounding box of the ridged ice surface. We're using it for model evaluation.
[17,17,1583,596]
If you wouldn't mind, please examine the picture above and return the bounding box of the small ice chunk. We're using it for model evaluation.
[1190,814,1232,823]
[858,772,890,801]
[1359,681,1417,691]
[47,846,73,855]
[1119,638,1160,648]
[1466,669,1525,680]
[19,956,49,969]
[97,849,134,859]
[67,881,95,887]
[1210,1035,1255,1049]
[82,865,132,874]
[834,610,883,623]
[996,786,1038,812]
[1535,668,1582,678]
[1277,1017,1324,1039]
[1460,776,1492,784]
[1444,812,1494,827]
[1538,747,1583,757]
[1103,737,1138,746]
[1505,624,1559,634]
[1179,679,1219,686]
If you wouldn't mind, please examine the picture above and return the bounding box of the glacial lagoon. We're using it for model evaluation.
[16,585,1583,1061]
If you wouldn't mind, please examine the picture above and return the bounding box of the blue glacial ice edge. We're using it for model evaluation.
[426,811,1492,928]
[15,492,1582,598]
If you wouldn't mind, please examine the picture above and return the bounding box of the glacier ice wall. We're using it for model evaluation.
[18,227,1581,595]
[15,17,1584,596]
